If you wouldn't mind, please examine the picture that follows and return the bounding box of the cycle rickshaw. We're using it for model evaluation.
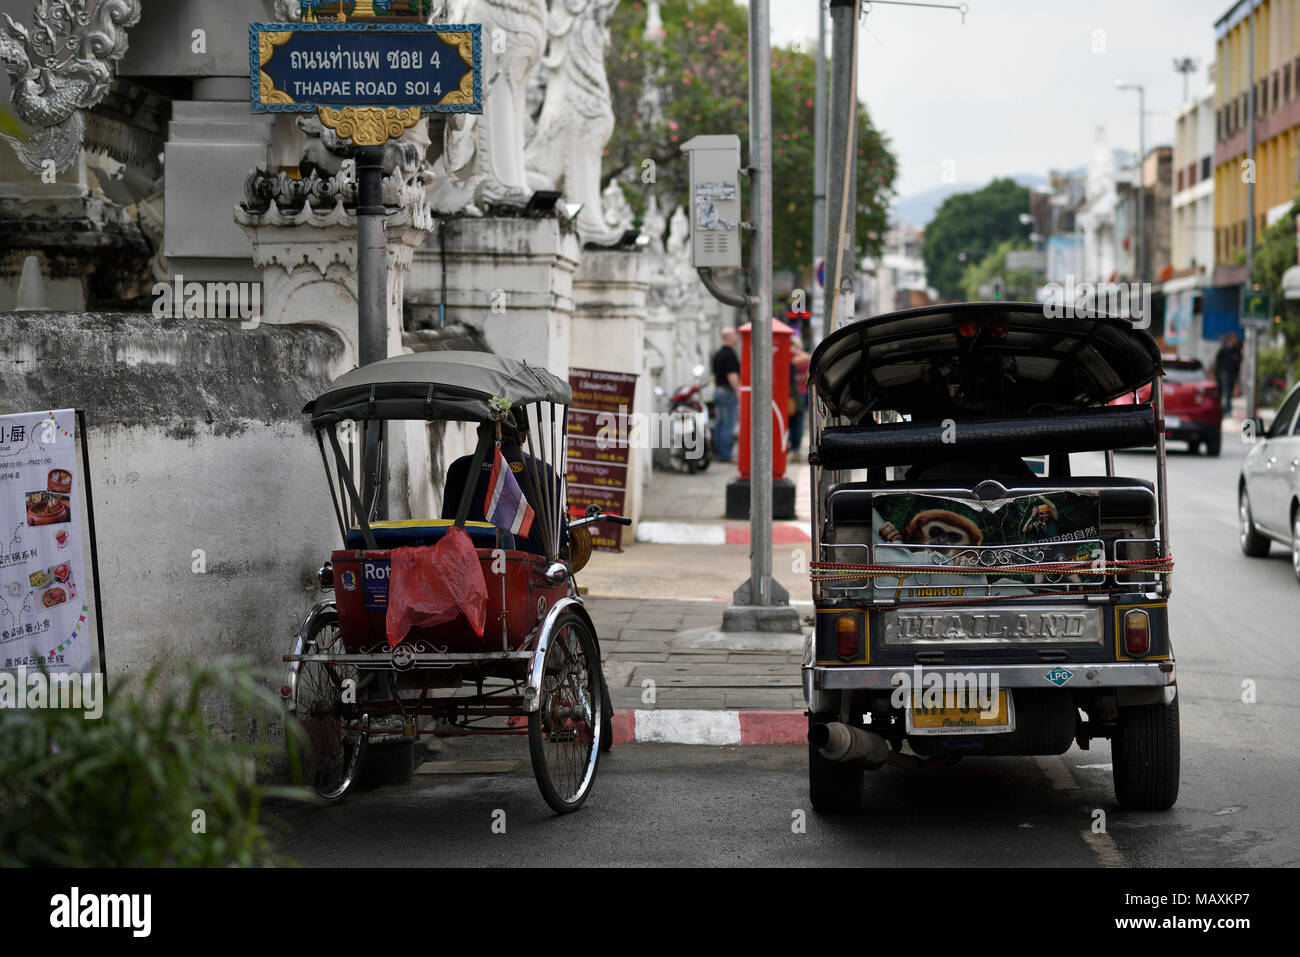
[281,351,627,813]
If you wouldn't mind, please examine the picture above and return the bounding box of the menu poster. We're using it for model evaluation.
[0,409,95,675]
[567,368,638,552]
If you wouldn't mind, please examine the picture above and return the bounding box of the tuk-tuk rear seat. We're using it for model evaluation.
[825,477,1157,527]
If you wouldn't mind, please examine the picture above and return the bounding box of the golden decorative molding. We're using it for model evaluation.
[438,31,476,105]
[258,30,296,105]
[317,106,423,145]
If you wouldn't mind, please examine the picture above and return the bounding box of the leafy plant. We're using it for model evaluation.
[922,178,1032,299]
[1249,195,1300,381]
[959,237,1038,302]
[604,0,897,275]
[0,658,314,867]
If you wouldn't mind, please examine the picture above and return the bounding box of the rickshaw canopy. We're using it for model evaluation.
[304,351,573,427]
[809,302,1164,423]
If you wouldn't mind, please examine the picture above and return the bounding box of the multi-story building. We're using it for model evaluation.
[859,224,934,315]
[1213,0,1300,266]
[1166,82,1227,369]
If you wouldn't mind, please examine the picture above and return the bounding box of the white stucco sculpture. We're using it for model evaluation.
[524,0,623,246]
[436,0,548,211]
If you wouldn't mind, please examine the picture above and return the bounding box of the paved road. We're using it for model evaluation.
[278,441,1300,866]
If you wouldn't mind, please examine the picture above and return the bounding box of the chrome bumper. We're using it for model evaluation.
[802,654,1175,712]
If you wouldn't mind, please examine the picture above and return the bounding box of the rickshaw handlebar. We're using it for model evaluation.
[569,512,633,529]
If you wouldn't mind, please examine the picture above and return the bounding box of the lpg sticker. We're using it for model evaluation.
[362,560,390,610]
[1045,667,1073,687]
[340,569,358,592]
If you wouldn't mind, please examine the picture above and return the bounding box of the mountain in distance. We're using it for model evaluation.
[892,173,1049,229]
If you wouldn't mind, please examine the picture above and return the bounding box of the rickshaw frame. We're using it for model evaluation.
[281,351,624,813]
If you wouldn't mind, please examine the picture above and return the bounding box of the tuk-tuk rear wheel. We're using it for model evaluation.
[1111,695,1180,811]
[528,612,603,814]
[808,714,863,813]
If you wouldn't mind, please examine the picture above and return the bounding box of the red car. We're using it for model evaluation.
[1111,356,1221,456]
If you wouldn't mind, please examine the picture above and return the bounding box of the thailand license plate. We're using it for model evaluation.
[1164,416,1181,429]
[906,689,1015,735]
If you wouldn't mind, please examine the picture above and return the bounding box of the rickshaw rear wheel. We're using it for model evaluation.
[1111,695,1180,811]
[808,714,863,813]
[528,612,603,814]
[286,608,368,803]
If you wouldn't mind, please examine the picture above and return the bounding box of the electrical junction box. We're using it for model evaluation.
[680,134,743,269]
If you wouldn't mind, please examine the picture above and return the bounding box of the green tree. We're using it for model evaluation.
[959,237,1038,302]
[1250,196,1300,380]
[922,178,1031,300]
[604,0,897,277]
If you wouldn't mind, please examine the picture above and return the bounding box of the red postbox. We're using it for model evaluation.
[737,319,792,482]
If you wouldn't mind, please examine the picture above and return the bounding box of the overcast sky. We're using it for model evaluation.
[769,0,1232,200]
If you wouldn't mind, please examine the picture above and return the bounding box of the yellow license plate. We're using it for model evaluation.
[907,690,1014,734]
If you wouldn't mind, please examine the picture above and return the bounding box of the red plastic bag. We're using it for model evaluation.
[385,526,487,648]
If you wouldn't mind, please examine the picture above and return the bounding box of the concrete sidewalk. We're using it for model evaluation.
[584,596,808,713]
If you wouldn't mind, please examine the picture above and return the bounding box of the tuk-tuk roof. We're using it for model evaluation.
[809,301,1164,422]
[304,351,572,425]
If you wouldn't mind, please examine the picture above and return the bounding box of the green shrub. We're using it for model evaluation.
[1258,343,1296,384]
[0,657,314,867]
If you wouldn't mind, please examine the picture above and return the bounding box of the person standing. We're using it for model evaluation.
[1214,333,1243,415]
[787,337,811,460]
[712,327,741,462]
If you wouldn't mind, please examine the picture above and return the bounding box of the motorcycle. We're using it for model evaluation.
[653,364,712,473]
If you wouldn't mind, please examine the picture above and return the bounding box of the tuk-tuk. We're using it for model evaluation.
[802,302,1178,812]
[282,351,627,813]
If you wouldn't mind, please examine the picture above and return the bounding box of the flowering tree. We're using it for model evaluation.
[604,0,897,276]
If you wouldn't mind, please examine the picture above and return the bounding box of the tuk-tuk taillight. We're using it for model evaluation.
[835,615,860,659]
[1123,609,1151,657]
[958,318,979,338]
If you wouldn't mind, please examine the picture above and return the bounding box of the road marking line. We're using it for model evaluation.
[1033,755,1126,868]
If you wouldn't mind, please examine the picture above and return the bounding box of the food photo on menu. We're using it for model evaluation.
[24,468,74,527]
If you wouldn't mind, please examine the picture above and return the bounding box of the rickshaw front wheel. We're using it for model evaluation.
[529,612,603,813]
[286,607,368,803]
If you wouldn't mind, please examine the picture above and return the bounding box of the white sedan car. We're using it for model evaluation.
[1239,381,1300,583]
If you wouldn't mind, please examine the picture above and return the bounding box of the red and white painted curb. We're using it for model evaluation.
[609,709,805,746]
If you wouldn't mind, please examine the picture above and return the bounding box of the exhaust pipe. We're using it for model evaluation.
[808,721,890,770]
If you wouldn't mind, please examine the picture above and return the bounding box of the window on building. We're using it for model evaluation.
[1287,64,1292,101]
[1201,156,1211,181]
[1273,71,1280,109]
[1177,169,1184,190]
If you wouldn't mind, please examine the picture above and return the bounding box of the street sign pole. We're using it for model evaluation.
[250,17,482,520]
[356,144,388,517]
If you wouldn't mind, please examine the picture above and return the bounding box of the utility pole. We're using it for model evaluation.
[1173,57,1199,104]
[811,0,828,346]
[746,0,776,611]
[822,0,967,334]
[823,0,859,335]
[1245,2,1259,419]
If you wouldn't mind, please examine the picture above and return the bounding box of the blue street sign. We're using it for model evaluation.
[250,21,481,114]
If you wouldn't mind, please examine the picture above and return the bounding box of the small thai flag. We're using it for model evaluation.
[484,446,535,537]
